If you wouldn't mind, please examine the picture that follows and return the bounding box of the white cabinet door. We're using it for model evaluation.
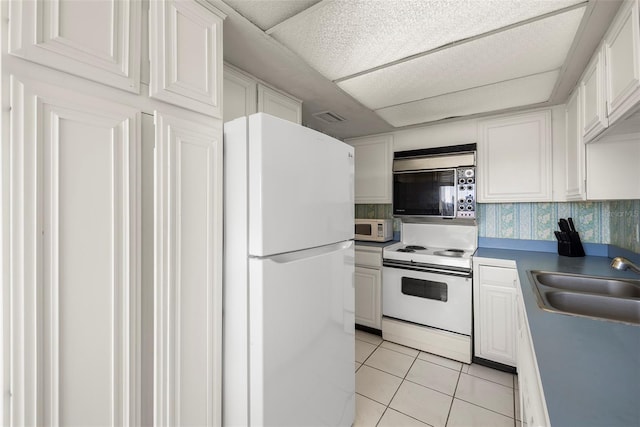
[150,0,225,118]
[154,112,223,426]
[477,110,552,202]
[581,47,609,142]
[564,88,586,200]
[355,267,382,330]
[347,135,393,204]
[474,265,517,367]
[257,83,302,124]
[604,0,640,125]
[8,77,141,426]
[224,64,257,122]
[9,0,142,93]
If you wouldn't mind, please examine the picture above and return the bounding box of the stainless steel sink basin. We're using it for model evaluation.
[532,271,640,298]
[544,291,640,325]
[529,271,640,325]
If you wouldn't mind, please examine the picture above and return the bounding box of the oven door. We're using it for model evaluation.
[393,169,457,217]
[382,265,471,335]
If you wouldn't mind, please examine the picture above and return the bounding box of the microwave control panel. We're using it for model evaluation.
[456,167,476,218]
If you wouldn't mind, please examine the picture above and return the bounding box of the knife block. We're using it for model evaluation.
[558,231,585,257]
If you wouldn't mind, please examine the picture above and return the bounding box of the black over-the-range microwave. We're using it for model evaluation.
[392,144,476,219]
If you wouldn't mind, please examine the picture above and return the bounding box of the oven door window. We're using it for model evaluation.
[401,277,448,302]
[393,169,456,217]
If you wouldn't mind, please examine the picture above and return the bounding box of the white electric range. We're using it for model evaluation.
[381,221,477,363]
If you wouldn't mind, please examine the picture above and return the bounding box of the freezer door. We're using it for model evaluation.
[249,113,354,257]
[248,241,355,427]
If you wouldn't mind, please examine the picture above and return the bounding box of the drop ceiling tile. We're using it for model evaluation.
[338,6,584,110]
[269,0,585,80]
[223,0,321,31]
[375,70,559,127]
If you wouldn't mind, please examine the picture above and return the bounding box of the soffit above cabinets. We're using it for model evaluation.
[218,0,618,134]
[223,0,321,31]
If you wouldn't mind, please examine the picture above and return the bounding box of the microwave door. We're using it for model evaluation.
[393,168,456,216]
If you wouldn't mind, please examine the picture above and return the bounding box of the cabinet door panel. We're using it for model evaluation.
[478,110,552,202]
[257,84,302,124]
[154,112,223,426]
[479,285,516,365]
[565,89,586,200]
[9,0,141,93]
[150,1,224,118]
[348,135,393,204]
[9,77,141,426]
[224,65,257,122]
[581,48,608,142]
[605,0,640,124]
[355,267,382,329]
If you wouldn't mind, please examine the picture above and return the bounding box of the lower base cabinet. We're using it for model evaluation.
[473,259,518,367]
[474,257,549,426]
[355,246,383,330]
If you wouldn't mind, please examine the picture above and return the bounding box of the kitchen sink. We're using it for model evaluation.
[528,271,640,325]
[531,271,640,298]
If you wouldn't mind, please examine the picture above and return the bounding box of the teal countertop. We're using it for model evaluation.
[474,248,640,427]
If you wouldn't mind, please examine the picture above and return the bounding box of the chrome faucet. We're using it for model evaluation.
[610,257,640,275]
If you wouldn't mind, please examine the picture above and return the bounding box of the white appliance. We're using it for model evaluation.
[355,218,393,242]
[223,113,355,427]
[382,221,477,363]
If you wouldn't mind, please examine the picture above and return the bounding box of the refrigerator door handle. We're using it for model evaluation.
[255,240,354,264]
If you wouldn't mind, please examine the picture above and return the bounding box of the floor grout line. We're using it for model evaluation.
[444,367,462,426]
[356,335,519,426]
[376,350,421,426]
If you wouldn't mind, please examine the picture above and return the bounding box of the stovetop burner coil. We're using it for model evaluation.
[404,245,427,250]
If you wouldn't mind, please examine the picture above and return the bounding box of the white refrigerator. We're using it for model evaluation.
[223,113,355,426]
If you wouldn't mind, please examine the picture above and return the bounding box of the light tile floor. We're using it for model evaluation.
[355,330,522,427]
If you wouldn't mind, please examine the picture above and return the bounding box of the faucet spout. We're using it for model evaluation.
[610,257,640,275]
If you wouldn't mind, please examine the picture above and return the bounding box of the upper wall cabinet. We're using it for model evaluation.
[9,0,142,93]
[580,46,609,142]
[224,65,258,122]
[565,88,586,200]
[223,64,302,124]
[477,110,552,203]
[346,135,393,204]
[150,0,225,118]
[257,84,302,124]
[604,0,640,125]
[581,0,640,143]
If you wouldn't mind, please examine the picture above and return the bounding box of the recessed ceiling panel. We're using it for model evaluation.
[223,0,321,31]
[375,70,559,127]
[337,6,584,110]
[270,0,585,80]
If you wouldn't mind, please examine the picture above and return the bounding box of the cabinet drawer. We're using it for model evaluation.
[479,265,518,288]
[355,249,382,268]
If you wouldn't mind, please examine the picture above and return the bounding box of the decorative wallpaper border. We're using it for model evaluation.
[356,200,640,253]
[477,202,610,243]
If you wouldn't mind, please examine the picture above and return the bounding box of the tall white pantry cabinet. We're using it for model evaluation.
[1,1,224,426]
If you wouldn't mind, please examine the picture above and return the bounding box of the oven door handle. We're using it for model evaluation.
[383,260,472,278]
